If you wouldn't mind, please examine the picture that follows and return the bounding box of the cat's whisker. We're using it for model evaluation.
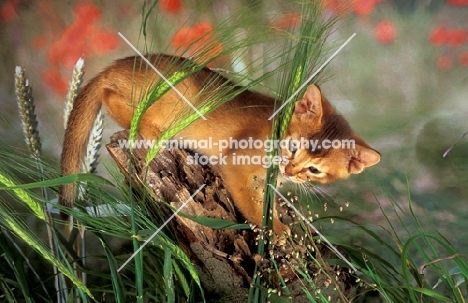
[302,183,334,205]
[293,183,305,199]
[312,185,333,201]
[292,182,319,204]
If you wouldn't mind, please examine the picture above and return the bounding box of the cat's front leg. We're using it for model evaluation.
[219,164,290,242]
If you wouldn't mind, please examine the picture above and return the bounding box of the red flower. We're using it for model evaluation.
[374,20,396,44]
[271,12,301,31]
[191,22,214,38]
[353,0,378,15]
[47,21,89,68]
[0,0,18,23]
[44,3,120,94]
[160,0,182,14]
[430,26,449,45]
[430,27,468,47]
[447,28,468,46]
[47,3,121,68]
[447,0,468,6]
[436,55,453,71]
[74,3,101,24]
[171,22,224,65]
[42,69,68,95]
[459,51,468,66]
[47,4,103,68]
[91,30,120,54]
[171,27,193,49]
[171,22,216,50]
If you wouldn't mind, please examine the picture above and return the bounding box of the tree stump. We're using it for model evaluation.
[106,130,357,302]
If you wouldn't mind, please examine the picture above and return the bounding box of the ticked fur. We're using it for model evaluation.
[60,54,380,235]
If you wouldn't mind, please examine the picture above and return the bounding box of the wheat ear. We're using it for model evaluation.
[64,57,85,129]
[14,67,42,161]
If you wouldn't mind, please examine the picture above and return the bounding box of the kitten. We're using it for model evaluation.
[60,54,380,235]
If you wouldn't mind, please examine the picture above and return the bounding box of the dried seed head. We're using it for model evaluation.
[64,58,85,129]
[14,66,42,160]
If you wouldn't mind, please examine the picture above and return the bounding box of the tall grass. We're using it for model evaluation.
[1,1,468,302]
[249,1,341,301]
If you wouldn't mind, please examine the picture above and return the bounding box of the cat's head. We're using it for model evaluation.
[279,85,380,184]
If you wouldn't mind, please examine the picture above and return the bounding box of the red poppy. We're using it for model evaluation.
[447,0,468,5]
[192,22,214,38]
[271,12,301,31]
[353,0,377,15]
[47,21,89,68]
[43,2,122,96]
[91,29,120,54]
[46,3,120,71]
[429,26,448,45]
[171,22,224,65]
[447,28,468,46]
[160,0,182,14]
[0,0,18,23]
[374,20,396,44]
[436,55,453,71]
[47,4,99,67]
[171,22,216,50]
[74,3,101,24]
[171,27,193,49]
[42,69,68,95]
[459,51,468,66]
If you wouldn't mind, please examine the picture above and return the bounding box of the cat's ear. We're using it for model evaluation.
[294,85,323,120]
[348,145,381,174]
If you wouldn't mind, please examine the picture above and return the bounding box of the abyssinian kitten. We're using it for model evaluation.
[60,54,380,235]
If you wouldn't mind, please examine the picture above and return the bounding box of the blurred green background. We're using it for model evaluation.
[0,0,467,275]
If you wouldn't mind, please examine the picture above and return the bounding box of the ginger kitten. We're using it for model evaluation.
[60,54,380,235]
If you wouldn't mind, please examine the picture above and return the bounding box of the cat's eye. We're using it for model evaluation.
[288,139,298,154]
[308,166,321,174]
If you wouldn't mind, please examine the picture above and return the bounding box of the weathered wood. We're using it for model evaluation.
[106,130,356,302]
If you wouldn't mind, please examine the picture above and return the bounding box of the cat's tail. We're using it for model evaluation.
[59,74,104,214]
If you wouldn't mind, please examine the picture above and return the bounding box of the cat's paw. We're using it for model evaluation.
[273,220,291,246]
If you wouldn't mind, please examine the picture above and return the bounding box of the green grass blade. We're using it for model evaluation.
[136,230,204,297]
[97,235,126,303]
[0,211,93,299]
[0,173,113,191]
[0,275,18,303]
[176,212,250,230]
[0,172,45,220]
[171,261,191,300]
[0,234,33,303]
[129,69,191,144]
[164,245,175,303]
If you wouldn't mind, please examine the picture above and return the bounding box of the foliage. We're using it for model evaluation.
[1,0,468,302]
